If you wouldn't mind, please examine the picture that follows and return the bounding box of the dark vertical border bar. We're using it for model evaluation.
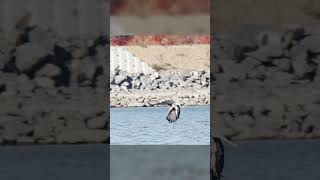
[210,0,320,179]
[106,0,111,179]
[106,0,110,144]
[210,0,215,179]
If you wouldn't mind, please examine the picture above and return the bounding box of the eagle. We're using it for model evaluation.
[156,100,184,123]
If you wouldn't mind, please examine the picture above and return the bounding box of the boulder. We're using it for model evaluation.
[56,130,107,143]
[15,43,51,71]
[150,72,160,81]
[300,35,320,53]
[114,74,127,85]
[273,58,291,71]
[16,74,35,92]
[36,63,61,77]
[86,115,106,129]
[291,52,311,77]
[33,77,55,88]
[28,27,56,51]
[17,136,35,144]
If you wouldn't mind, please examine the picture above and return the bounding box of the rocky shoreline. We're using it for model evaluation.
[0,25,108,144]
[110,69,210,107]
[213,25,320,140]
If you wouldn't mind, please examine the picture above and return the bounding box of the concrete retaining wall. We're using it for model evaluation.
[110,47,155,74]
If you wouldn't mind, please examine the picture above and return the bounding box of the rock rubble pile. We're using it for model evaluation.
[110,69,210,107]
[0,26,108,144]
[213,26,320,140]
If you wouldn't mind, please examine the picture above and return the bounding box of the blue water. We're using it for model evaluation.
[110,106,210,145]
[223,140,320,180]
[0,144,107,180]
[0,140,319,180]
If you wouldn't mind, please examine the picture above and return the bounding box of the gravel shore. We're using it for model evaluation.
[110,69,210,107]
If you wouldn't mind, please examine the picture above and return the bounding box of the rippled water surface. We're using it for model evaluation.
[0,144,107,180]
[111,140,320,180]
[110,106,210,145]
[0,141,319,180]
[223,139,320,180]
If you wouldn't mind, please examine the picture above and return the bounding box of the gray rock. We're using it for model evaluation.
[86,116,106,129]
[56,40,71,48]
[121,86,128,90]
[190,71,200,79]
[2,130,18,143]
[29,27,56,51]
[122,81,130,87]
[72,48,87,58]
[179,81,187,87]
[245,31,283,61]
[2,119,34,138]
[114,74,127,85]
[17,74,35,92]
[96,45,108,59]
[247,66,267,80]
[1,73,18,93]
[315,66,320,82]
[0,39,12,55]
[221,60,247,80]
[150,72,160,81]
[245,47,280,62]
[5,29,20,45]
[265,71,294,87]
[34,77,55,88]
[0,53,10,70]
[36,63,61,77]
[15,43,51,71]
[56,130,82,144]
[256,31,282,48]
[241,57,261,70]
[273,58,291,71]
[300,35,320,53]
[17,136,34,144]
[66,119,87,129]
[164,81,174,88]
[312,56,320,65]
[33,122,53,140]
[37,137,56,144]
[79,58,98,79]
[119,70,129,77]
[57,129,110,144]
[291,52,311,77]
[133,80,142,89]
